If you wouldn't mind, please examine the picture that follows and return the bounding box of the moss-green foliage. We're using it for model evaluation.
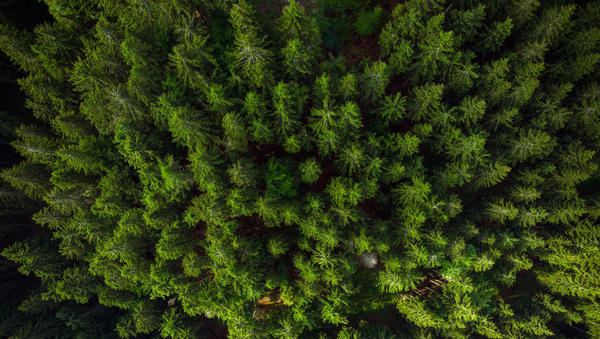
[353,6,383,36]
[1,0,600,338]
[265,158,298,199]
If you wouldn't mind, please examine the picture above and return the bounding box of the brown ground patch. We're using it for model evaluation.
[254,290,285,320]
[343,33,381,68]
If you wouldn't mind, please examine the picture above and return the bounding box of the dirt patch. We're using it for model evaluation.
[247,142,287,165]
[256,291,284,306]
[357,197,384,219]
[253,290,286,320]
[236,214,264,236]
[343,33,381,67]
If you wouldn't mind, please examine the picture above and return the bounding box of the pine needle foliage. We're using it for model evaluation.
[0,0,599,338]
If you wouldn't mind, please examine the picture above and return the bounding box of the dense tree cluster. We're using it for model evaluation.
[1,0,600,337]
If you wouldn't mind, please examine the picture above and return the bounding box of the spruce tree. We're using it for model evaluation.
[0,0,599,337]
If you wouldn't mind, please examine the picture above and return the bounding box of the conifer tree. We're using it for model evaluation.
[0,0,599,337]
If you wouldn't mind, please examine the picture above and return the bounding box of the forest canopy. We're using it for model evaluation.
[1,0,600,338]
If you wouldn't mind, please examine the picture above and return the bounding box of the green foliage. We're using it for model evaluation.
[378,93,406,127]
[362,61,389,101]
[231,1,272,87]
[1,161,51,199]
[282,38,313,77]
[299,158,322,183]
[265,158,297,199]
[354,6,383,36]
[0,0,600,338]
[268,235,289,258]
